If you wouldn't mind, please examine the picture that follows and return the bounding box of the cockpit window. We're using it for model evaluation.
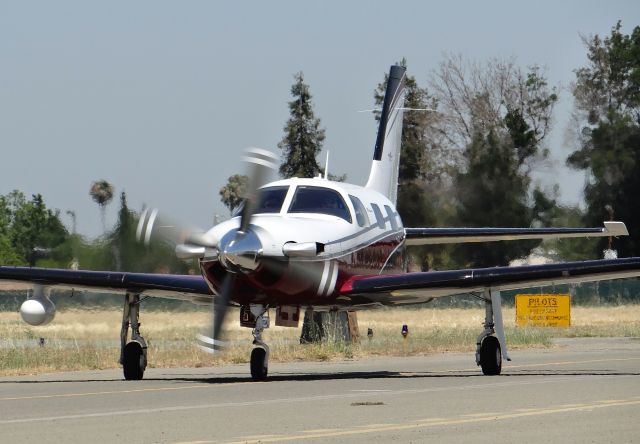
[288,186,352,222]
[232,186,288,216]
[255,186,289,213]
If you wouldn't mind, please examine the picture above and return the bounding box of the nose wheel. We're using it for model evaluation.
[249,305,270,381]
[250,346,269,380]
[123,341,146,380]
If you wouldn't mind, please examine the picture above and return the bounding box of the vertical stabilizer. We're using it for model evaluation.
[365,65,406,204]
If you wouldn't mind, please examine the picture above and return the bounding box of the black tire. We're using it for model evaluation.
[479,335,502,375]
[250,347,268,381]
[123,341,145,380]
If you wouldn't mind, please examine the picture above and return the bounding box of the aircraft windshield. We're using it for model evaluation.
[255,186,289,213]
[288,186,351,222]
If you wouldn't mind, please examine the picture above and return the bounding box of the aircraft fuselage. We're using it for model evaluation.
[200,177,406,308]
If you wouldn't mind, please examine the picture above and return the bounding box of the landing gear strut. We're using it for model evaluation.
[120,292,147,380]
[249,304,269,381]
[476,288,510,375]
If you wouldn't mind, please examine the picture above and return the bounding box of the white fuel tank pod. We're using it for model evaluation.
[20,284,56,326]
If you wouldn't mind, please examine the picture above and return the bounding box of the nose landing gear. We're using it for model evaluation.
[249,305,270,381]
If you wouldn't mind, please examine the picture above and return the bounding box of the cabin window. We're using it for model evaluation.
[370,203,386,229]
[349,195,369,227]
[384,205,398,230]
[288,186,351,222]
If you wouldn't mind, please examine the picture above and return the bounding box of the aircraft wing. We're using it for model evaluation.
[0,266,212,300]
[339,257,640,302]
[404,221,627,246]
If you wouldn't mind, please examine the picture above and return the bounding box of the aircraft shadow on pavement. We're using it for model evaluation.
[2,369,638,384]
[155,369,640,384]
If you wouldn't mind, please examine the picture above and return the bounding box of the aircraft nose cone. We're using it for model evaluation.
[220,230,263,272]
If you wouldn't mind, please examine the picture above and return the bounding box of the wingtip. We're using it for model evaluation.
[604,221,629,236]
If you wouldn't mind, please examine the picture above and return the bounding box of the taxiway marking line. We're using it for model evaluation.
[0,383,246,402]
[0,374,635,425]
[434,356,640,373]
[350,389,391,392]
[1,356,637,403]
[504,357,640,369]
[216,397,640,444]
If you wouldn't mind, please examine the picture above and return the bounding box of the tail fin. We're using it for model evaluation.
[365,65,406,204]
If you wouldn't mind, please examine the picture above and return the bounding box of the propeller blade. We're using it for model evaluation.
[136,207,217,249]
[196,272,234,354]
[239,148,278,233]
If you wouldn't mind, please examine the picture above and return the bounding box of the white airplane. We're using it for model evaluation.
[1,65,638,381]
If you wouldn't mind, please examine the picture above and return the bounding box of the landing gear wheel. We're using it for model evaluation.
[479,335,502,375]
[123,341,146,380]
[250,347,268,381]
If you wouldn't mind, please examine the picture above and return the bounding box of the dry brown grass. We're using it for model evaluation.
[1,305,639,376]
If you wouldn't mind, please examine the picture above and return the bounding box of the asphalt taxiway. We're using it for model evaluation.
[1,337,638,443]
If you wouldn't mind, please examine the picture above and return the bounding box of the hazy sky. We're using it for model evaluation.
[1,1,639,237]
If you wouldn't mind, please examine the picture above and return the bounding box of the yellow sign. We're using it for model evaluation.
[515,294,571,327]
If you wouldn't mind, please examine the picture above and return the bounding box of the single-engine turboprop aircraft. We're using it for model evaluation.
[2,65,640,381]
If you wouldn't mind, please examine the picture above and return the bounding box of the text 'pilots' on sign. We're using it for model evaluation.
[515,294,571,327]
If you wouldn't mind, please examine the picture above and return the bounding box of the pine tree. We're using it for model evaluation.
[278,72,325,178]
[109,192,136,271]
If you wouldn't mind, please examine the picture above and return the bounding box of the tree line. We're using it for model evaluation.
[0,187,191,275]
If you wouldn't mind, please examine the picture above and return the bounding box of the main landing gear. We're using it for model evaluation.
[120,292,147,380]
[476,288,511,375]
[249,304,270,381]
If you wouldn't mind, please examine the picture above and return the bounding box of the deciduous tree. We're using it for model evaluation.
[429,55,558,165]
[428,55,559,267]
[2,191,69,266]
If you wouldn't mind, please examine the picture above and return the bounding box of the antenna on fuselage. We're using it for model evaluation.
[324,150,330,179]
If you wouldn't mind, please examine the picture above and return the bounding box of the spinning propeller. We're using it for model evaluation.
[136,148,279,354]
